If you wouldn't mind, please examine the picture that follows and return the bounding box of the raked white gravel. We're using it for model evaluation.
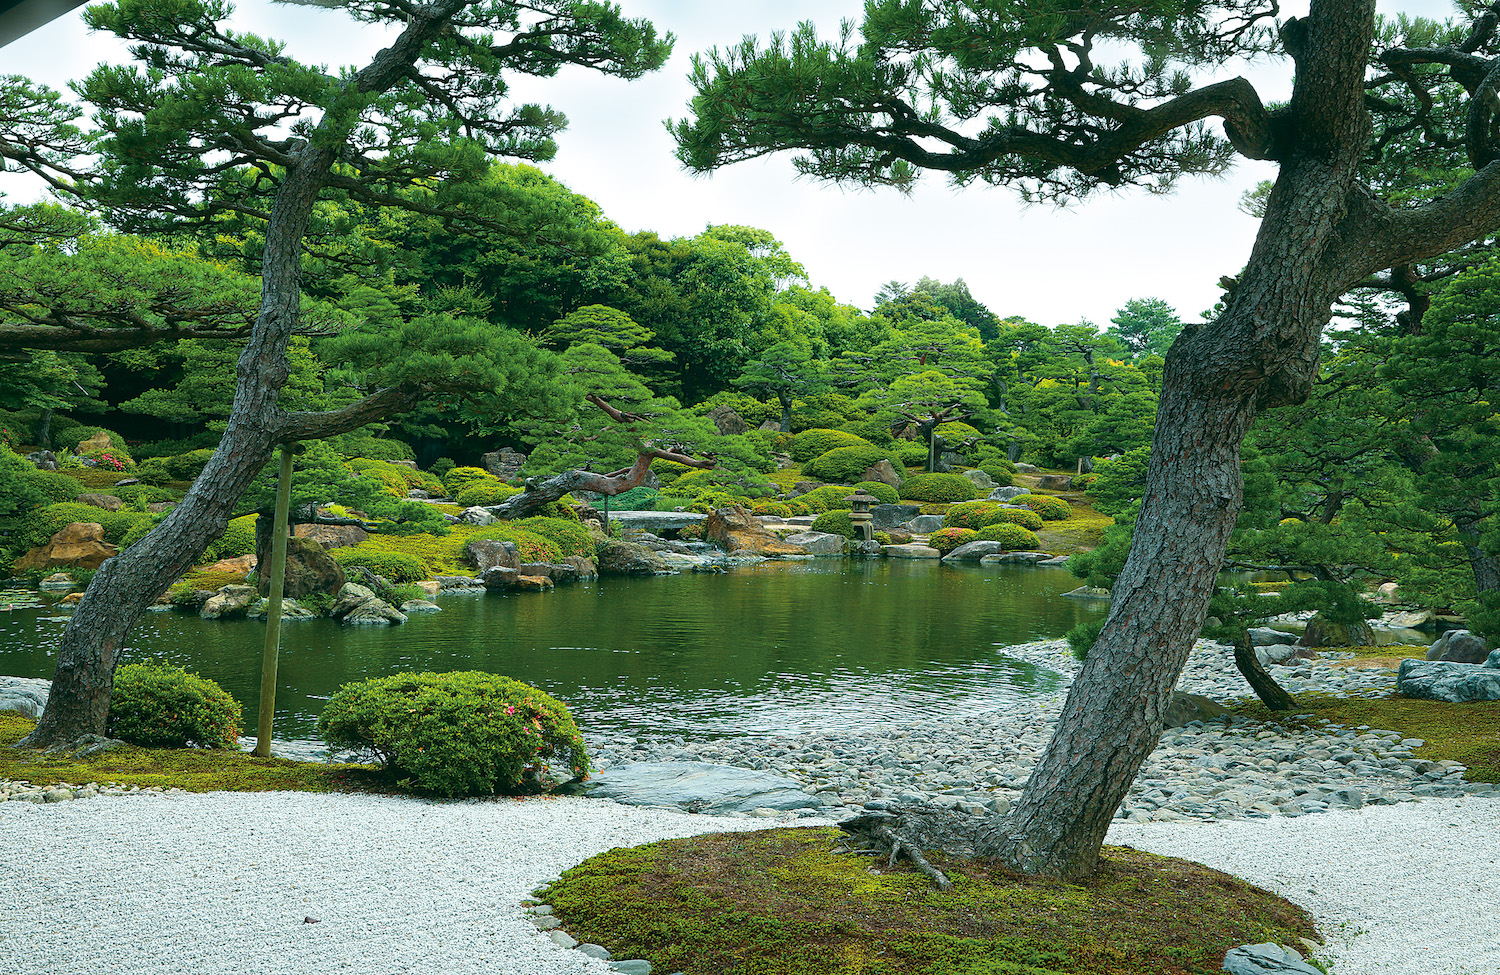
[2,790,1497,975]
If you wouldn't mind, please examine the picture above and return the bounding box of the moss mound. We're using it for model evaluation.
[544,827,1319,975]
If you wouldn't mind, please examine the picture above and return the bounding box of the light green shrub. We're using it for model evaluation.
[943,502,1044,532]
[455,480,521,507]
[973,522,1042,550]
[787,428,872,462]
[927,527,977,554]
[899,473,980,503]
[803,445,907,484]
[332,548,429,583]
[317,671,588,797]
[1019,494,1072,520]
[201,514,258,563]
[853,481,900,505]
[107,662,241,750]
[810,510,857,538]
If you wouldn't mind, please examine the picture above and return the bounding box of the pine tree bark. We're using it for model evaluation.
[19,6,466,750]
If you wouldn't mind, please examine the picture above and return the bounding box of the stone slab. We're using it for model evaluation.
[607,511,708,536]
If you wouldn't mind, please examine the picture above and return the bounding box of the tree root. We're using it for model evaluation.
[839,804,989,891]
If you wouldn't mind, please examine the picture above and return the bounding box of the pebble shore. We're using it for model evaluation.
[5,639,1495,825]
[587,638,1500,823]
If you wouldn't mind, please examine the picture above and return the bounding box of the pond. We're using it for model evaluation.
[0,560,1107,748]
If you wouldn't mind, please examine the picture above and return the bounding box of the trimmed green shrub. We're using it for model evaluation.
[927,527,977,555]
[25,469,89,504]
[443,466,495,494]
[853,481,900,505]
[113,484,179,507]
[120,513,165,550]
[515,516,595,559]
[1068,619,1106,661]
[943,502,1044,532]
[347,457,444,495]
[836,418,896,446]
[810,510,857,538]
[604,486,658,511]
[455,480,521,507]
[332,548,429,583]
[201,515,258,563]
[899,473,980,503]
[803,445,907,484]
[1018,494,1072,520]
[677,521,705,541]
[787,428,872,462]
[16,502,150,551]
[894,442,933,467]
[429,457,456,481]
[782,499,812,517]
[672,468,779,499]
[317,671,588,797]
[107,662,241,749]
[750,499,793,518]
[977,462,1015,487]
[974,522,1042,550]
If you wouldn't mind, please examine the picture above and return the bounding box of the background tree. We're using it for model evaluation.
[672,0,1500,879]
[732,340,829,432]
[1107,297,1185,359]
[5,0,671,749]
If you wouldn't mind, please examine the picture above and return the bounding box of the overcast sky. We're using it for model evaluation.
[0,0,1461,327]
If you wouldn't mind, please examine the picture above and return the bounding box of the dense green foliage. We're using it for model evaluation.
[107,662,241,750]
[317,671,588,798]
[943,502,1044,532]
[899,474,979,503]
[802,445,905,484]
[331,550,429,584]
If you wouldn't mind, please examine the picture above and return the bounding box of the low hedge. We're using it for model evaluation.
[787,428,872,462]
[977,463,1015,487]
[927,527,977,555]
[803,445,907,484]
[974,522,1042,550]
[318,671,588,797]
[332,548,429,583]
[943,502,1044,532]
[1018,494,1073,520]
[899,473,980,503]
[107,662,241,749]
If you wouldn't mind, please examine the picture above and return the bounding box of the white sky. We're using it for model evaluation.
[0,0,1462,327]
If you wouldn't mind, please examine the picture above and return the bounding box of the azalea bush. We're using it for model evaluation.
[318,671,588,797]
[107,662,242,749]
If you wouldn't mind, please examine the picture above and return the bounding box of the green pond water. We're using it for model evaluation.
[0,560,1107,746]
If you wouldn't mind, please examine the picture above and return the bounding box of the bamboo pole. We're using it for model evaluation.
[253,445,294,758]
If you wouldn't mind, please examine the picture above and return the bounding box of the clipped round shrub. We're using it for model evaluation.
[810,510,857,538]
[803,445,907,484]
[750,499,793,518]
[899,473,980,503]
[894,442,932,467]
[113,484,179,507]
[797,484,861,512]
[443,466,495,494]
[853,481,899,505]
[332,548,429,583]
[974,522,1042,550]
[1018,494,1072,520]
[515,516,595,558]
[17,502,149,551]
[927,527,977,555]
[107,662,241,749]
[943,502,1043,532]
[836,418,896,446]
[201,514,258,563]
[1073,472,1099,489]
[455,480,520,507]
[672,468,778,499]
[24,469,88,504]
[787,428,872,462]
[318,671,588,797]
[978,462,1015,487]
[782,499,812,517]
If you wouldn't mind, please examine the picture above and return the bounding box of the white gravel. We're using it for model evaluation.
[2,790,1497,975]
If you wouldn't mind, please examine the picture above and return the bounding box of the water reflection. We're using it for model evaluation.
[0,560,1102,745]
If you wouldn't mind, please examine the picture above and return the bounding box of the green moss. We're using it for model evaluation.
[544,828,1320,975]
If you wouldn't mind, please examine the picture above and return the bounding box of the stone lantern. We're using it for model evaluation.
[846,488,877,541]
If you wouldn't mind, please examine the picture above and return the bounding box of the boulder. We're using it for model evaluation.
[1162,691,1229,728]
[1254,644,1302,667]
[1222,943,1323,975]
[1061,586,1111,600]
[259,536,345,599]
[13,523,118,572]
[791,481,824,496]
[1397,650,1500,703]
[204,554,257,577]
[883,543,941,559]
[460,505,496,526]
[1014,462,1040,474]
[414,580,442,597]
[706,404,748,436]
[1374,581,1402,602]
[959,469,996,493]
[1036,474,1073,491]
[520,561,587,584]
[480,566,520,589]
[870,503,921,529]
[1426,629,1490,664]
[904,514,945,533]
[564,555,599,581]
[435,575,484,589]
[480,447,527,479]
[566,761,823,814]
[343,600,407,626]
[989,486,1031,502]
[77,430,112,455]
[38,572,76,589]
[400,598,442,614]
[1298,615,1375,648]
[860,459,902,488]
[464,538,520,574]
[883,528,913,545]
[293,522,369,549]
[758,419,781,431]
[1249,627,1299,647]
[514,575,555,592]
[607,510,707,537]
[328,583,379,618]
[0,676,51,719]
[27,449,58,470]
[943,540,1016,561]
[113,478,138,487]
[199,584,259,620]
[145,502,176,514]
[245,598,318,621]
[1385,608,1438,629]
[595,538,675,576]
[783,531,847,556]
[75,493,123,512]
[705,505,807,557]
[978,551,1053,565]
